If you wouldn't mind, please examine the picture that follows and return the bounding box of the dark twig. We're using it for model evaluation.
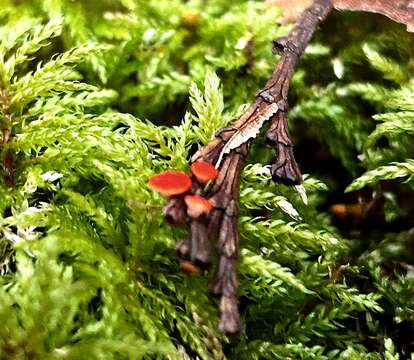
[266,111,302,185]
[164,0,333,335]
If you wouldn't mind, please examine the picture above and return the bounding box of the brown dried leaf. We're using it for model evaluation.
[334,0,414,32]
[268,0,414,32]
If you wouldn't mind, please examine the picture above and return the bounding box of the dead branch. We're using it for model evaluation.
[163,0,333,335]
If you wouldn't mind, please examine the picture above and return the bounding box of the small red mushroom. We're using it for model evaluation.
[190,161,219,184]
[148,171,192,197]
[180,260,200,274]
[184,195,213,218]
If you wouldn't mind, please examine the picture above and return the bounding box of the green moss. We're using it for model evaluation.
[0,1,413,359]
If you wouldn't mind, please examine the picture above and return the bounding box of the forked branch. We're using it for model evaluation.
[158,0,334,335]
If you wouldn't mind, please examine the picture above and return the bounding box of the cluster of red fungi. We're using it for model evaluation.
[149,161,218,217]
[148,161,219,271]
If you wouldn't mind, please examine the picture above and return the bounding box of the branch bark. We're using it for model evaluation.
[164,0,334,336]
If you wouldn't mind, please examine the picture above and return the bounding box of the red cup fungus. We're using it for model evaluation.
[184,194,213,218]
[190,161,219,184]
[180,260,200,274]
[148,171,192,197]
